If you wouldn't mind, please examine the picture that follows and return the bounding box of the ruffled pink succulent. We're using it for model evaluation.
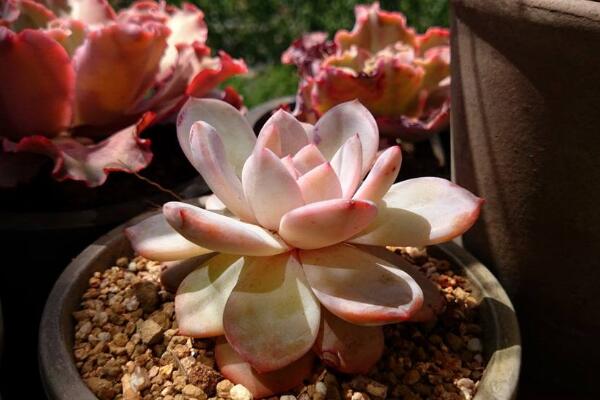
[282,2,450,141]
[125,98,482,397]
[0,0,247,187]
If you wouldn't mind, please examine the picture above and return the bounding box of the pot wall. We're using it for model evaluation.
[451,0,600,393]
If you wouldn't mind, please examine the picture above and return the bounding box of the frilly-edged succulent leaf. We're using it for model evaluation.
[334,2,417,54]
[189,122,255,222]
[176,254,245,337]
[417,27,450,55]
[0,27,74,140]
[355,245,445,322]
[349,177,484,247]
[186,51,247,98]
[3,112,155,186]
[292,143,326,175]
[299,243,424,325]
[256,109,309,157]
[354,145,402,203]
[330,133,363,198]
[223,252,321,373]
[215,338,314,399]
[176,97,255,177]
[45,18,86,56]
[162,202,290,256]
[281,31,336,78]
[312,59,425,122]
[312,100,379,175]
[161,2,207,73]
[67,0,116,26]
[2,0,57,31]
[297,162,342,204]
[278,199,377,250]
[125,212,213,262]
[313,308,384,374]
[242,148,305,231]
[72,22,169,127]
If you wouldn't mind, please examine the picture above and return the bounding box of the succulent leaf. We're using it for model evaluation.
[223,252,321,373]
[349,177,484,247]
[297,162,342,204]
[330,133,363,198]
[125,212,213,262]
[163,202,290,257]
[299,243,424,325]
[313,307,384,374]
[215,338,314,399]
[354,145,402,203]
[176,254,245,337]
[257,109,309,157]
[292,143,327,175]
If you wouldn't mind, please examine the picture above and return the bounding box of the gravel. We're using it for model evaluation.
[73,247,486,400]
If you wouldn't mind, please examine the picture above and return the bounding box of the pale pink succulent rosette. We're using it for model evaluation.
[125,98,483,398]
[282,2,450,141]
[0,0,247,187]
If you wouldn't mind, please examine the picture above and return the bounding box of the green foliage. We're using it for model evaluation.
[226,64,299,109]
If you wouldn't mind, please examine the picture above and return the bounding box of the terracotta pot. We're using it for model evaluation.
[39,209,521,400]
[450,0,600,393]
[0,124,209,399]
[247,97,451,180]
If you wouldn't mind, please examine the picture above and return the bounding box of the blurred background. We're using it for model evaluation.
[111,0,449,107]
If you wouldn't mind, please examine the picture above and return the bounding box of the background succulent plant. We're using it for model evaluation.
[0,0,246,187]
[126,98,482,397]
[283,2,450,141]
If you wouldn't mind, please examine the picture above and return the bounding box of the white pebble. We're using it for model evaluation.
[230,384,253,400]
[467,338,483,352]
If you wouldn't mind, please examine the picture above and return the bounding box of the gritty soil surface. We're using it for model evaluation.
[73,247,485,400]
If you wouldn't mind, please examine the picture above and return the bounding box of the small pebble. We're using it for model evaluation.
[230,384,253,400]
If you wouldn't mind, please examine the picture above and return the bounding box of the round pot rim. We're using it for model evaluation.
[452,0,600,29]
[39,211,521,400]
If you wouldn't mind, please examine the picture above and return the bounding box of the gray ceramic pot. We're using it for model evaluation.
[451,0,600,393]
[39,210,521,400]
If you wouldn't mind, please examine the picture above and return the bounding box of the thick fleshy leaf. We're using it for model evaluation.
[278,199,377,250]
[189,122,255,222]
[334,2,417,53]
[311,100,378,175]
[45,18,86,56]
[124,213,213,262]
[354,145,402,203]
[68,0,116,25]
[73,22,169,126]
[280,155,300,179]
[350,177,484,247]
[223,253,321,373]
[215,338,314,399]
[314,308,384,374]
[417,27,449,55]
[3,113,155,186]
[297,162,342,204]
[330,134,362,198]
[176,97,255,177]
[356,245,444,322]
[281,31,336,78]
[241,148,305,231]
[0,27,74,140]
[6,0,56,31]
[163,202,290,256]
[176,254,245,337]
[292,143,326,175]
[186,51,248,97]
[160,253,217,293]
[160,2,207,73]
[204,194,227,212]
[257,109,308,157]
[312,61,425,122]
[299,243,424,325]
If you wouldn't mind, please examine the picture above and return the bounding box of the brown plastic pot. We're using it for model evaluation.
[39,209,521,400]
[450,0,600,394]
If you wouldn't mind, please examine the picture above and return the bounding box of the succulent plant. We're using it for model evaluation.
[125,98,482,398]
[0,0,247,187]
[283,2,450,141]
